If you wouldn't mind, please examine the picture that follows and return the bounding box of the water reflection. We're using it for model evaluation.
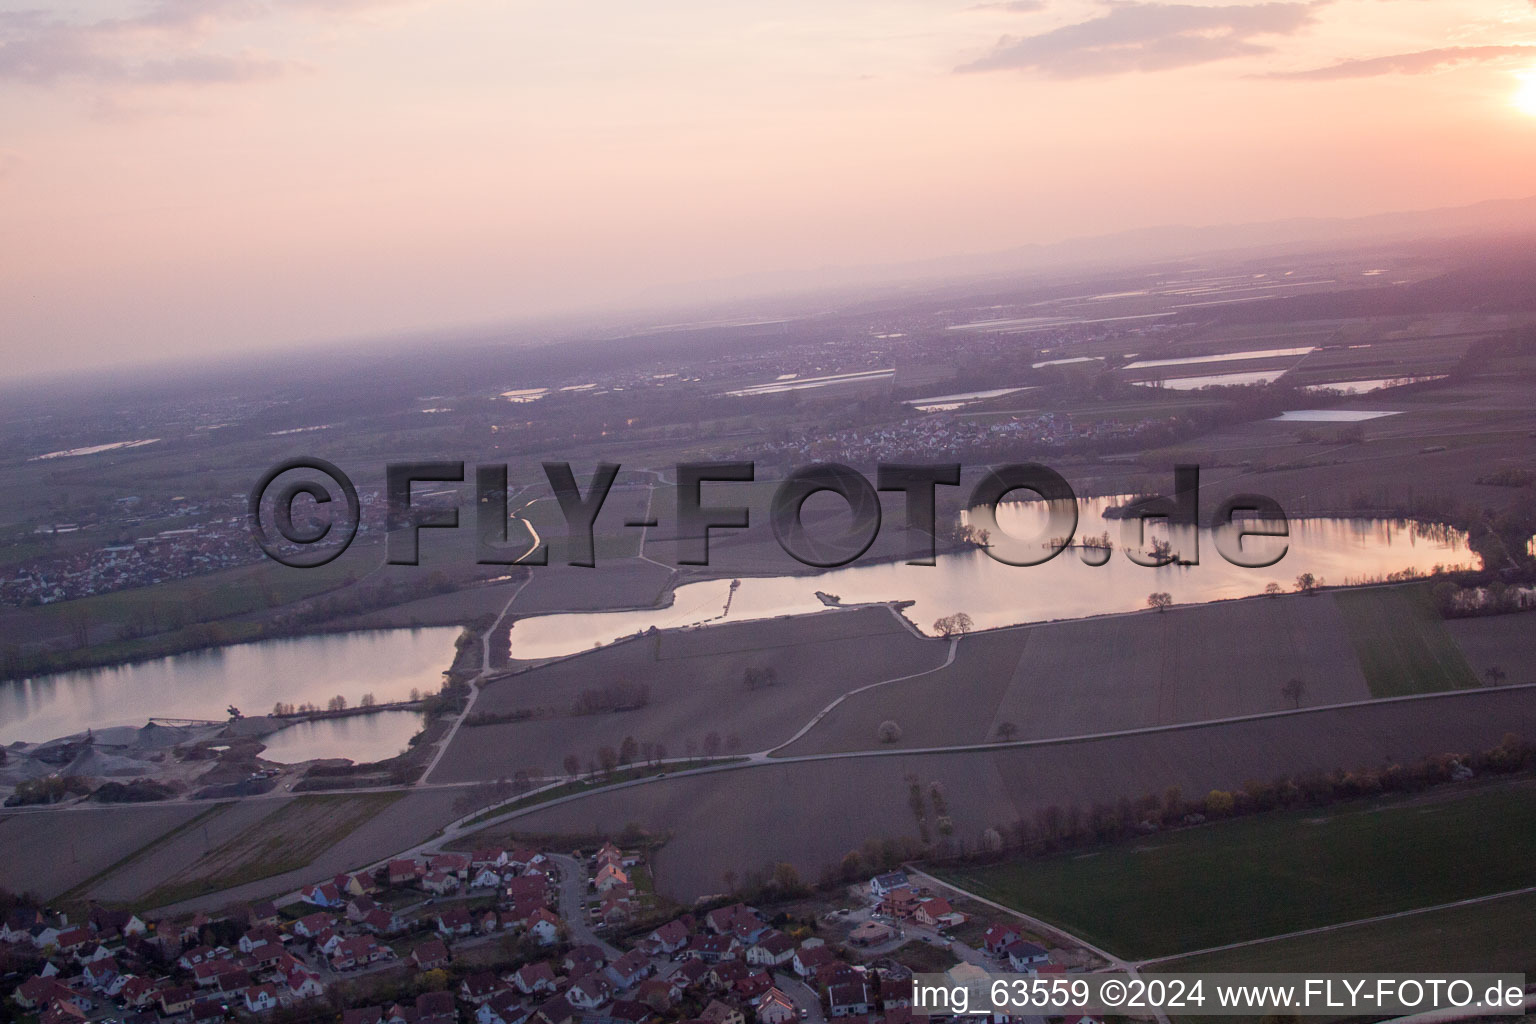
[0,628,460,745]
[507,498,1473,660]
[260,710,426,764]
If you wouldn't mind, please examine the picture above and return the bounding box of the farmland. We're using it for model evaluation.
[1336,585,1479,695]
[778,593,1374,756]
[931,779,1536,961]
[498,685,1536,903]
[431,607,947,783]
[1148,889,1536,973]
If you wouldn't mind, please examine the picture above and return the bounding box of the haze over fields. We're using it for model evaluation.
[5,0,1536,377]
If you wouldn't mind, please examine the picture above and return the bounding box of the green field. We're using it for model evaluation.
[1149,890,1536,974]
[932,780,1536,960]
[1335,585,1479,696]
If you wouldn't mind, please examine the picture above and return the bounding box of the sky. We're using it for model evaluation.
[2,0,1536,377]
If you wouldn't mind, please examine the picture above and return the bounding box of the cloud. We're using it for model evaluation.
[967,1,1049,13]
[1267,44,1536,79]
[957,1,1322,77]
[0,0,400,90]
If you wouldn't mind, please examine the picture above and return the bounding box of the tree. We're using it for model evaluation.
[1295,573,1321,595]
[327,695,348,712]
[877,720,902,743]
[1265,582,1284,598]
[409,687,422,702]
[770,862,803,894]
[598,746,618,777]
[563,753,581,778]
[619,735,638,765]
[1205,790,1235,816]
[359,692,376,708]
[1281,678,1305,708]
[702,732,722,758]
[226,705,243,721]
[995,721,1018,742]
[932,612,975,638]
[1486,666,1507,687]
[1147,592,1173,613]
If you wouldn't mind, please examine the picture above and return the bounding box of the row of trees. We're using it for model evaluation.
[270,692,378,716]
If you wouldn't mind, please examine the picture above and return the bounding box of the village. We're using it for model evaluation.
[3,843,1096,1024]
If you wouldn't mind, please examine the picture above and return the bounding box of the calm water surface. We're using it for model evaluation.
[1,628,460,745]
[507,498,1472,659]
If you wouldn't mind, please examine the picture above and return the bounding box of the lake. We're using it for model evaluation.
[261,709,427,764]
[0,627,461,746]
[506,498,1473,660]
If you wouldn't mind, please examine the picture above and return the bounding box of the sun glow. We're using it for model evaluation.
[1514,69,1536,117]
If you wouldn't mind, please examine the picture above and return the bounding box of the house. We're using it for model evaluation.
[159,987,196,1016]
[471,866,505,889]
[686,934,740,963]
[869,872,909,898]
[564,944,608,978]
[461,972,508,1005]
[346,897,379,924]
[215,969,253,997]
[533,993,576,1024]
[301,883,343,908]
[363,908,406,935]
[421,870,460,896]
[526,907,561,945]
[286,967,325,1001]
[791,945,833,978]
[343,1007,386,1024]
[756,988,796,1024]
[331,936,390,970]
[642,919,691,956]
[416,991,457,1024]
[981,924,1022,955]
[827,983,871,1018]
[243,985,279,1013]
[436,907,475,937]
[594,864,630,893]
[699,999,745,1024]
[567,974,612,1011]
[814,962,857,992]
[119,977,159,1009]
[292,913,335,939]
[745,931,795,967]
[511,960,558,995]
[879,978,912,1009]
[55,927,92,954]
[478,991,530,1024]
[190,1000,225,1024]
[334,872,372,897]
[248,901,281,928]
[13,976,74,1010]
[1004,940,1050,972]
[179,945,218,969]
[411,939,451,971]
[913,898,964,930]
[388,859,424,886]
[82,958,119,989]
[505,875,550,902]
[472,848,510,869]
[431,852,472,878]
[605,949,653,990]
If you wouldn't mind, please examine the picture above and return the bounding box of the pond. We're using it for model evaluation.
[506,498,1473,660]
[0,628,461,746]
[260,709,428,764]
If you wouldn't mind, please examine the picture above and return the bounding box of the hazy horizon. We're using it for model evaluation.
[4,0,1536,377]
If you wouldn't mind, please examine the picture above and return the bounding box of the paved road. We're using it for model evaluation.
[546,852,623,959]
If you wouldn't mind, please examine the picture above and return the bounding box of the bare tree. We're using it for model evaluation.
[932,612,975,638]
[995,721,1018,741]
[1147,592,1173,613]
[702,732,723,758]
[1281,678,1305,708]
[877,720,902,743]
[1486,666,1508,687]
[1265,582,1284,598]
[1295,573,1321,595]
